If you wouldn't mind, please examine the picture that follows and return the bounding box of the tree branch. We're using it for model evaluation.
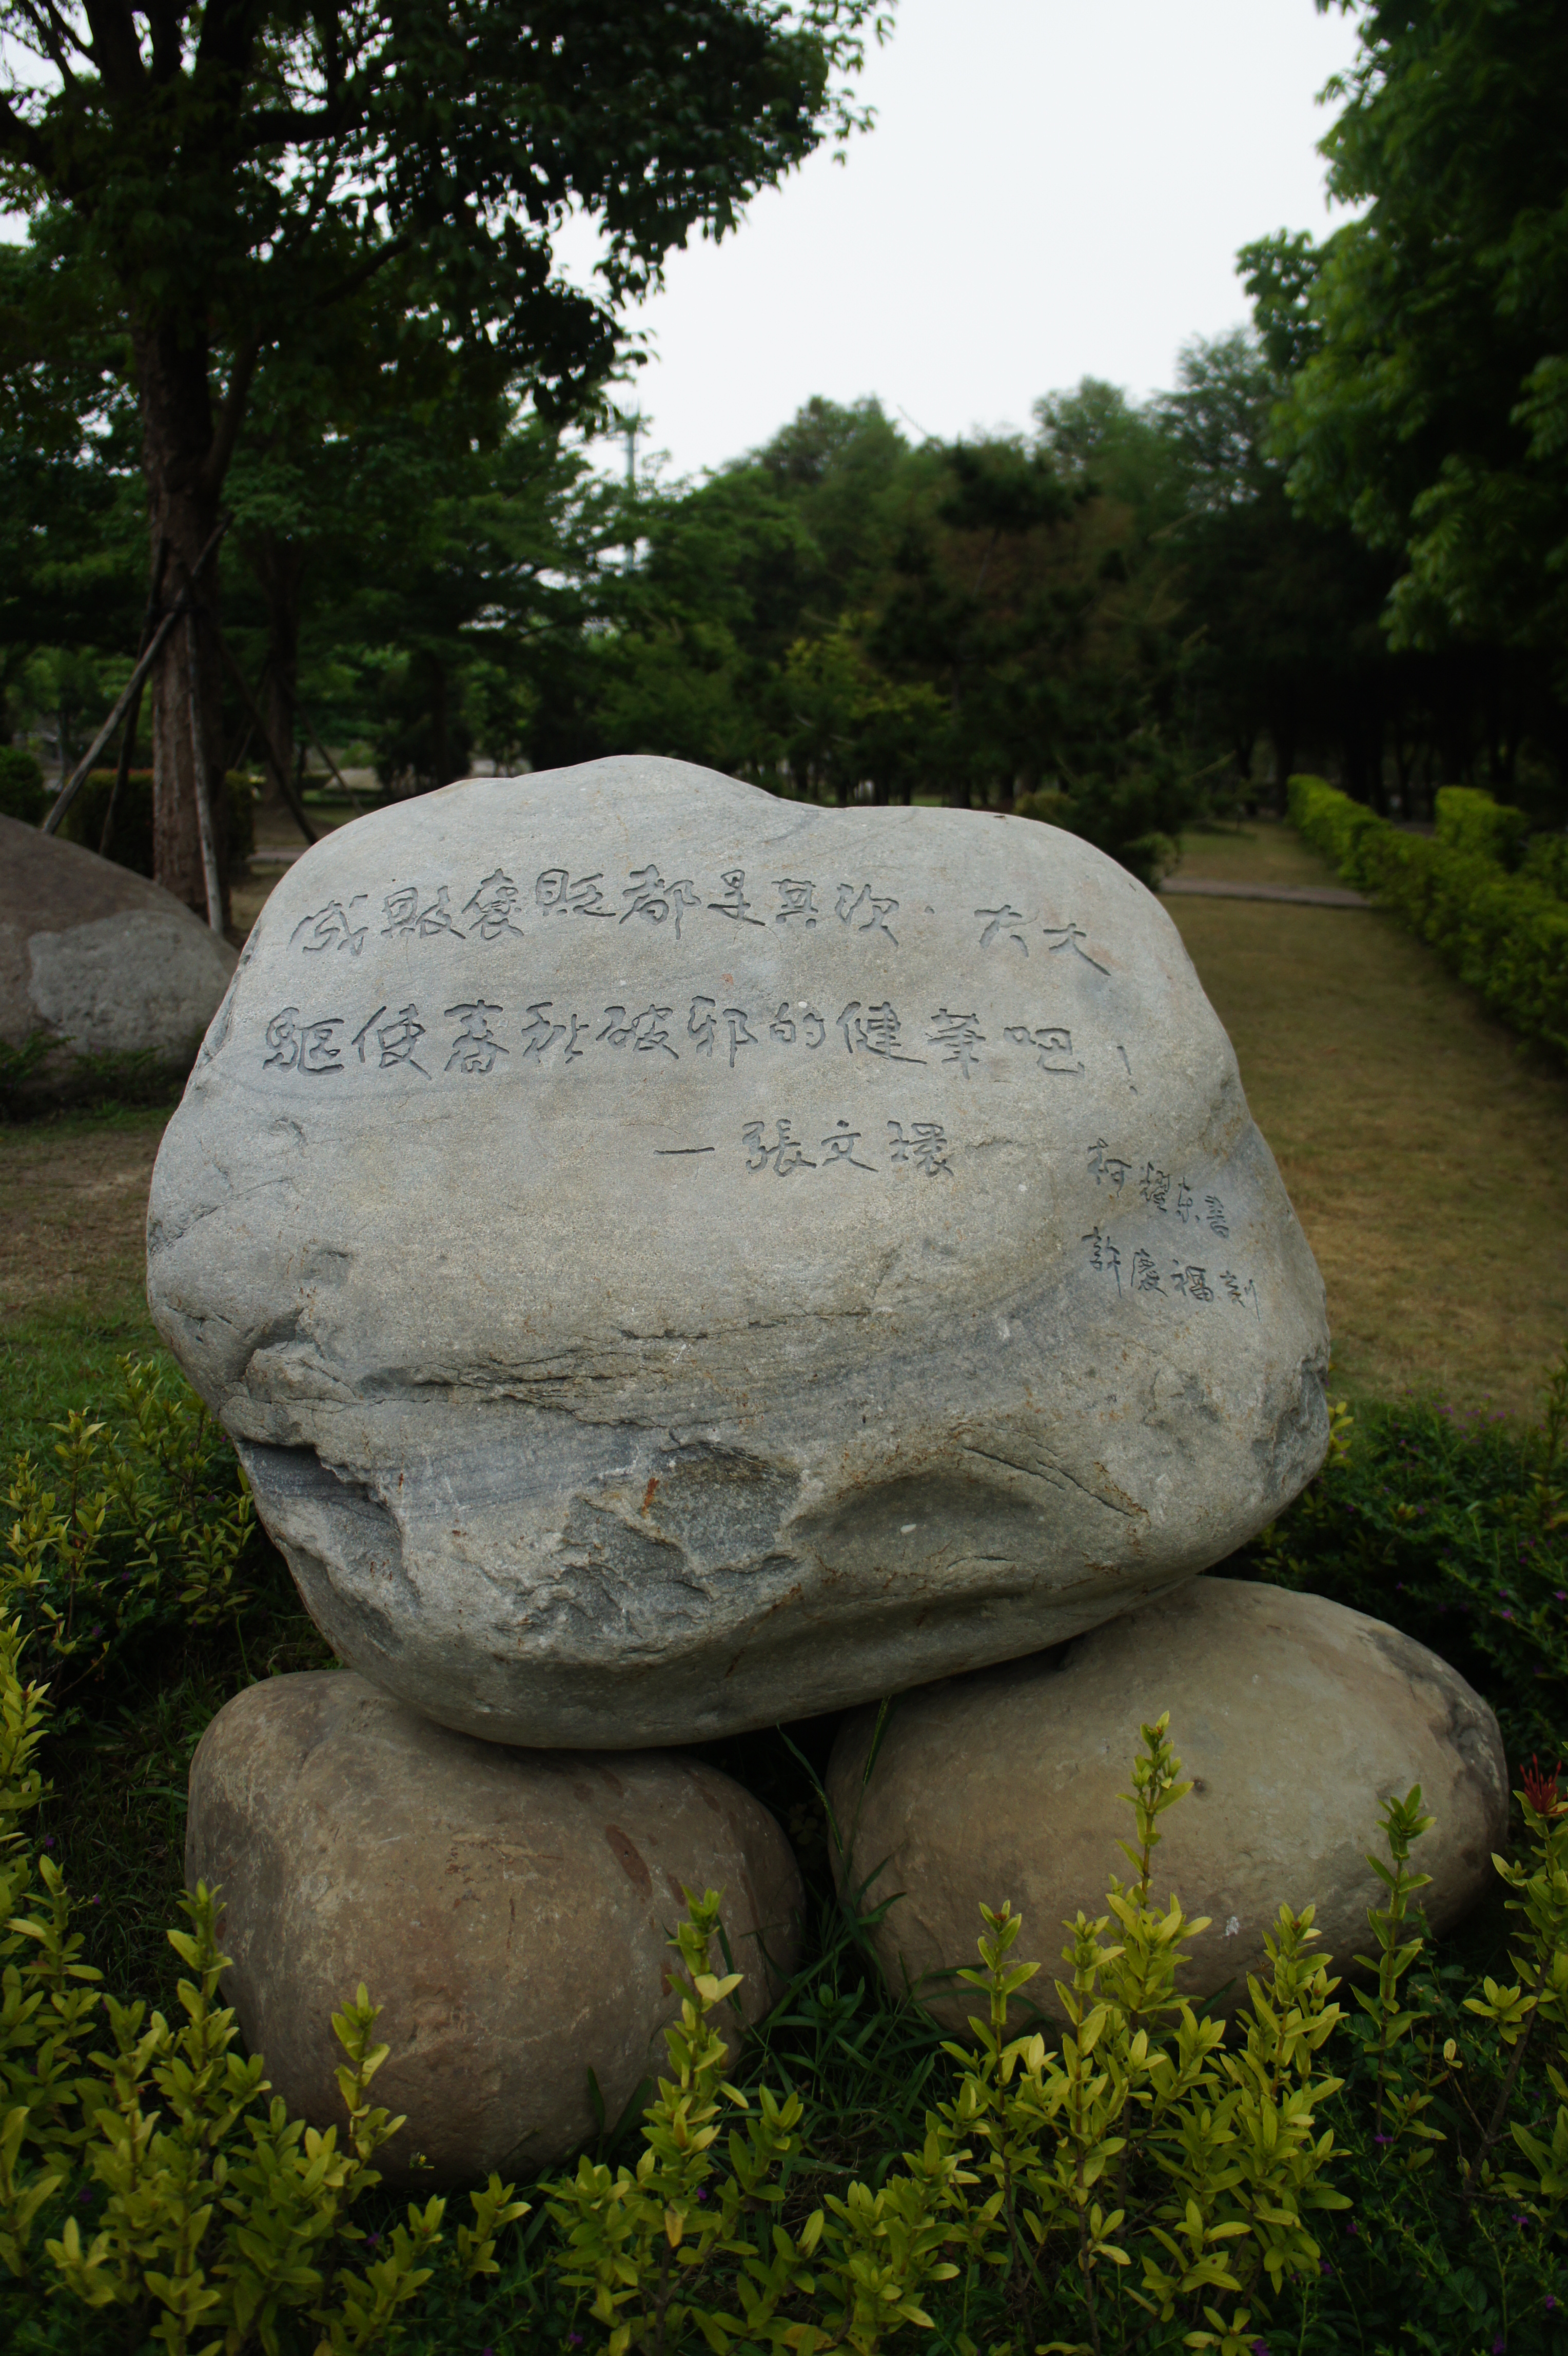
[200,333,265,498]
[241,95,363,150]
[262,134,349,264]
[240,48,389,154]
[0,88,50,171]
[11,0,90,85]
[145,0,182,82]
[195,0,262,76]
[80,0,148,90]
[310,230,410,310]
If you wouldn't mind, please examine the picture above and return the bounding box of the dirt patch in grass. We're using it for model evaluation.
[0,1106,166,1320]
[0,1108,170,1454]
[1166,828,1568,1419]
[228,867,281,944]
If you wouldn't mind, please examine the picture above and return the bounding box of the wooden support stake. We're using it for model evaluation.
[100,537,170,859]
[43,516,230,836]
[215,634,319,847]
[185,610,226,934]
[223,708,259,777]
[295,697,365,813]
[98,681,145,860]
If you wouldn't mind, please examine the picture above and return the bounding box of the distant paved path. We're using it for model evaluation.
[1163,875,1369,908]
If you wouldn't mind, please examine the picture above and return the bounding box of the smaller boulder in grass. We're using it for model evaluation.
[827,1578,1507,2028]
[186,1672,806,2186]
[0,815,237,1103]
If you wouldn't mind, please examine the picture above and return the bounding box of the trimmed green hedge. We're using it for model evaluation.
[56,768,256,877]
[1523,830,1568,897]
[1289,772,1568,1056]
[1433,782,1531,868]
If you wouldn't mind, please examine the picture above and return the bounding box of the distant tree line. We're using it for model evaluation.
[2,0,1565,905]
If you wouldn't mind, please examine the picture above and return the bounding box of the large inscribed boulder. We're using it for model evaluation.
[1,814,236,1094]
[148,756,1329,1745]
[187,1672,803,2182]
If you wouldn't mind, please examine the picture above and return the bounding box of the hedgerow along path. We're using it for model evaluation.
[1167,818,1568,1419]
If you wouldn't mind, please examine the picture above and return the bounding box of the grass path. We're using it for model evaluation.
[0,1107,167,1456]
[1168,821,1568,1417]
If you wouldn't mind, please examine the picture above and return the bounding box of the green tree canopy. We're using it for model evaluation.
[1254,0,1568,787]
[0,230,142,750]
[0,0,887,908]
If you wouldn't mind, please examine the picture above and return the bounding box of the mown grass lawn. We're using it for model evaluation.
[0,1102,168,1458]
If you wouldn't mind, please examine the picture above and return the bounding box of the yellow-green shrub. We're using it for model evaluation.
[1522,830,1568,898]
[10,1400,1568,2353]
[548,1716,1351,2356]
[0,1616,527,2353]
[1434,784,1531,869]
[3,1361,258,1729]
[0,747,46,827]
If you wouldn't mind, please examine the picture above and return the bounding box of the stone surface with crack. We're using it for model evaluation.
[147,756,1330,1745]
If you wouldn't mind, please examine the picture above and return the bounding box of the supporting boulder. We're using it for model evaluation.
[828,1578,1507,2025]
[187,1672,803,2183]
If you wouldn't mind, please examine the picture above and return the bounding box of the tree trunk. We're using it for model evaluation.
[1232,734,1255,796]
[134,317,229,922]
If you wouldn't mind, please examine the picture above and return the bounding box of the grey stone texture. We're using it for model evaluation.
[827,1578,1508,2027]
[186,1671,803,2184]
[148,755,1329,1746]
[0,813,236,1090]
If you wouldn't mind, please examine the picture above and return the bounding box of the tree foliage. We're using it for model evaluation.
[0,0,887,905]
[1255,0,1568,789]
[9,0,1568,853]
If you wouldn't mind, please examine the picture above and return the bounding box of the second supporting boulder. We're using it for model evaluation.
[187,1671,804,2184]
[828,1578,1507,2026]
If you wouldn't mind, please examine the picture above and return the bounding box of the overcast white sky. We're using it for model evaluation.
[566,0,1365,482]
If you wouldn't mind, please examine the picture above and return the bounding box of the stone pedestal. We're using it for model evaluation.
[827,1579,1507,2025]
[187,1672,803,2184]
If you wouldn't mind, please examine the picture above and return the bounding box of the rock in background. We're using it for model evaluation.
[186,1672,804,2185]
[148,754,1329,1745]
[1,814,236,1100]
[828,1578,1507,2025]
